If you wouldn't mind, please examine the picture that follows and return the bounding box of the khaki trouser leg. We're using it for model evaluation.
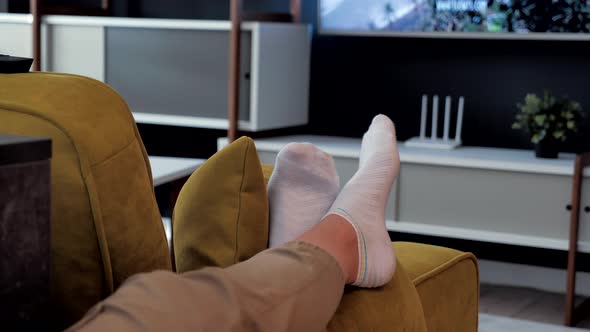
[66,242,345,332]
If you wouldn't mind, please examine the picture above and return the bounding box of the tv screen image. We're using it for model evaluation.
[320,0,590,35]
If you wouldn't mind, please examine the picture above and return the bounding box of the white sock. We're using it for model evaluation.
[268,143,340,248]
[326,114,400,287]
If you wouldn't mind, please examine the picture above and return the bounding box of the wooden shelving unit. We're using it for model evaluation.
[29,0,111,71]
[28,0,303,142]
[227,0,301,142]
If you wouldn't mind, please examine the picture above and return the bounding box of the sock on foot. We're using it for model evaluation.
[326,114,400,287]
[268,143,340,248]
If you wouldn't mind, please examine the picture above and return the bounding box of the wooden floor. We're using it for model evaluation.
[480,284,590,329]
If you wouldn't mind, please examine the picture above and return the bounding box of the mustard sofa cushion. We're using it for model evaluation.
[261,163,274,186]
[0,73,171,330]
[395,242,479,332]
[173,137,269,271]
[328,249,428,331]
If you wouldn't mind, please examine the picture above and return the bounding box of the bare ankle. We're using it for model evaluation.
[296,215,359,284]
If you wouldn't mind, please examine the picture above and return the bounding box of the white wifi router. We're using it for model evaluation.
[405,94,464,150]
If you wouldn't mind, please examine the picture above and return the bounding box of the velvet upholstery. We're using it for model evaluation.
[261,163,274,186]
[395,242,480,332]
[0,73,171,330]
[173,137,269,272]
[328,253,428,331]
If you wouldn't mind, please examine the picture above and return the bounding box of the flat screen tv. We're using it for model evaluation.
[319,0,590,39]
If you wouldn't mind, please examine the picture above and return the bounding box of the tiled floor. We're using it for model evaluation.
[480,284,590,329]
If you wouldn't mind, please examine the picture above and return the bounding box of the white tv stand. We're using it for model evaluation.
[218,135,590,253]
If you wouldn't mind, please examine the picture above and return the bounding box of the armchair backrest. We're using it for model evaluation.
[0,72,171,330]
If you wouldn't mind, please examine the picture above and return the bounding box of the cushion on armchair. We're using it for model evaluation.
[173,136,269,272]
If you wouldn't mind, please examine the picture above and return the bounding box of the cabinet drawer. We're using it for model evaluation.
[0,159,50,328]
[0,23,31,59]
[398,163,572,240]
[106,27,252,121]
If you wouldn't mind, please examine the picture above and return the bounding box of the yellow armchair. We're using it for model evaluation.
[0,72,478,331]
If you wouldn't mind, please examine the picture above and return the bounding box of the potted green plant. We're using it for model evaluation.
[512,90,584,159]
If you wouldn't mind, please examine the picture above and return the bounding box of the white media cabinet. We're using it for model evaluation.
[218,135,590,253]
[0,14,310,131]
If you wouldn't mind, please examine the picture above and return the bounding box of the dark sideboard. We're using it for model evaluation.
[0,134,51,328]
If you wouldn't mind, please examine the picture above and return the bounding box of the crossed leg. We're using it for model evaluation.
[67,115,400,332]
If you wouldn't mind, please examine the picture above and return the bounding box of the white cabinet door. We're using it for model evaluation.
[398,163,572,240]
[44,25,105,81]
[0,23,31,58]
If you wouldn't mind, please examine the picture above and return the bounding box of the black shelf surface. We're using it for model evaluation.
[0,134,51,165]
[0,54,33,73]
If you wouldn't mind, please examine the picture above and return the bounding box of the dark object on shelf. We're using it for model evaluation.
[0,134,51,329]
[0,0,28,13]
[241,12,293,22]
[535,136,560,159]
[0,55,33,73]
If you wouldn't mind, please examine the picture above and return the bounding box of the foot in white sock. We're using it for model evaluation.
[327,114,400,287]
[268,143,340,248]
